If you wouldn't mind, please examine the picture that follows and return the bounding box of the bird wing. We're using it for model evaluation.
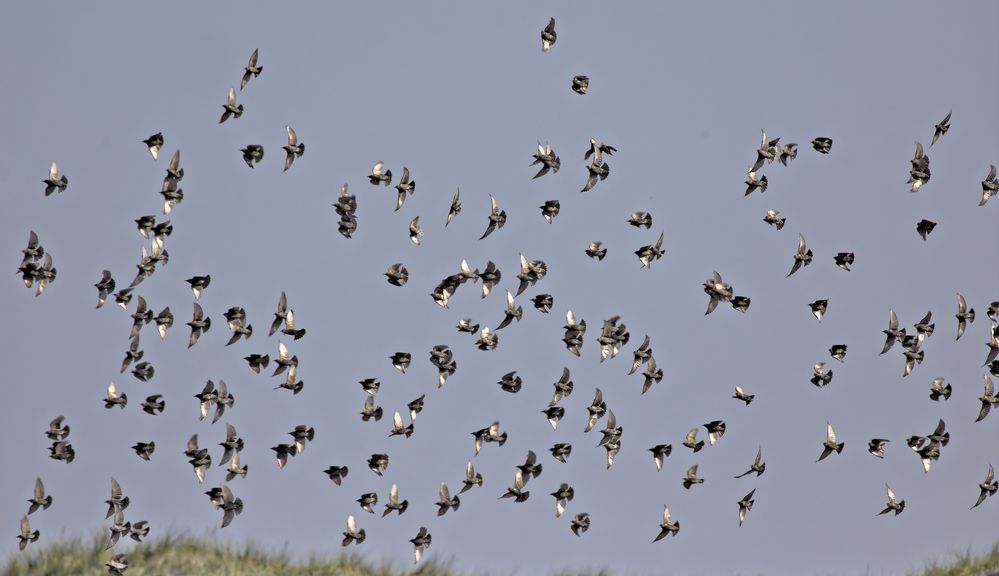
[826,422,836,444]
[286,126,297,146]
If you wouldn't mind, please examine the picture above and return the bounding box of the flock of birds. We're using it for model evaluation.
[11,16,999,574]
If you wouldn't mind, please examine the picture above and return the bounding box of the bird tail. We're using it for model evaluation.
[836,442,844,454]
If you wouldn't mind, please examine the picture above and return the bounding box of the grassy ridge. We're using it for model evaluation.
[2,535,994,576]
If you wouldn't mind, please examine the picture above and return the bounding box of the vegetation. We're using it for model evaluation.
[2,535,995,576]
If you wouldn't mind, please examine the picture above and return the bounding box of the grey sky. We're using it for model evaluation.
[1,2,998,575]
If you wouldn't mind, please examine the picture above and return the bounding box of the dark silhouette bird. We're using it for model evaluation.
[829,344,848,362]
[581,147,610,192]
[367,453,389,476]
[810,299,828,322]
[531,142,561,179]
[368,161,392,186]
[929,377,952,401]
[394,166,416,211]
[811,362,833,387]
[585,241,607,261]
[977,375,997,422]
[104,381,127,410]
[763,208,785,228]
[551,443,573,464]
[323,465,349,486]
[834,252,854,271]
[479,195,507,240]
[704,420,726,445]
[551,483,575,517]
[571,75,589,94]
[94,270,115,309]
[733,385,755,406]
[385,263,409,287]
[744,170,768,195]
[241,144,264,168]
[240,48,261,90]
[955,293,975,340]
[868,438,890,459]
[187,302,211,348]
[980,164,997,206]
[532,293,553,314]
[142,132,163,160]
[131,441,155,461]
[357,492,378,514]
[540,200,560,223]
[500,469,530,502]
[636,231,665,268]
[628,211,652,228]
[811,137,832,154]
[881,309,904,355]
[446,188,462,226]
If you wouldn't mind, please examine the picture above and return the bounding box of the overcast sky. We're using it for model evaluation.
[1,2,997,575]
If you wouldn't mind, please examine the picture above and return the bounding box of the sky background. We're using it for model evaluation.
[1,2,997,575]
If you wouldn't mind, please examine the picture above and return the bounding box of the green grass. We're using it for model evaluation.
[2,535,995,576]
[912,542,999,576]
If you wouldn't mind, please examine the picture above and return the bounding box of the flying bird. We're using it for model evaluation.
[735,447,766,478]
[479,195,507,240]
[571,512,590,536]
[282,126,305,172]
[834,252,854,271]
[817,422,844,462]
[763,210,785,230]
[811,137,832,154]
[628,211,652,228]
[446,188,461,226]
[955,293,975,340]
[868,438,890,459]
[395,166,416,211]
[240,144,264,168]
[17,516,39,551]
[571,75,589,95]
[929,377,952,401]
[930,110,951,146]
[879,484,905,516]
[43,161,68,196]
[368,161,392,186]
[916,219,936,240]
[654,505,679,542]
[142,132,163,160]
[738,489,756,527]
[787,233,813,277]
[682,464,704,489]
[540,200,560,224]
[27,478,52,514]
[541,17,556,52]
[980,164,997,206]
[972,464,997,509]
[219,87,243,123]
[240,48,261,90]
[410,526,432,564]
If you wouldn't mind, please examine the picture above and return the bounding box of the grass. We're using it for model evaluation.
[2,535,995,576]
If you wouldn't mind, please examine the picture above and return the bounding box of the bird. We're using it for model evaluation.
[541,17,556,52]
[500,469,530,502]
[271,444,297,469]
[46,415,70,441]
[105,478,129,520]
[635,231,665,268]
[550,443,573,464]
[829,344,848,362]
[27,478,52,514]
[976,374,997,422]
[105,553,128,576]
[368,161,392,186]
[787,233,813,277]
[881,308,905,355]
[104,381,127,410]
[410,527,432,564]
[916,219,936,240]
[240,48,261,90]
[955,293,975,340]
[779,142,798,166]
[142,132,163,160]
[106,505,131,550]
[496,291,523,330]
[479,195,507,240]
[809,299,828,322]
[703,271,734,314]
[879,484,905,516]
[654,505,680,542]
[980,164,997,206]
[930,110,951,146]
[17,515,39,551]
[186,302,211,348]
[225,450,248,482]
[585,241,607,261]
[834,252,854,271]
[154,307,173,340]
[516,253,548,296]
[738,489,756,527]
[43,161,68,196]
[223,306,253,345]
[682,464,704,489]
[186,275,211,301]
[437,480,460,516]
[214,484,242,529]
[340,514,366,546]
[532,293,553,314]
[704,420,726,445]
[408,216,423,245]
[972,464,997,509]
[736,447,766,478]
[517,450,543,481]
[733,385,755,406]
[868,438,890,459]
[460,461,482,494]
[929,377,952,401]
[581,147,610,192]
[744,170,768,195]
[571,75,589,95]
[751,129,780,172]
[131,441,155,461]
[763,210,785,230]
[282,126,304,172]
[240,144,264,168]
[811,137,832,154]
[551,483,574,517]
[360,395,383,423]
[390,352,411,374]
[817,422,844,461]
[94,270,116,309]
[540,200,560,224]
[683,427,704,453]
[390,411,414,438]
[219,87,243,123]
[356,492,378,514]
[446,188,462,226]
[395,167,416,211]
[571,512,590,536]
[471,422,506,455]
[244,354,270,374]
[288,425,314,454]
[811,362,833,387]
[649,444,672,471]
[628,211,652,228]
[531,142,561,179]
[542,406,564,430]
[385,263,409,287]
[909,142,931,192]
[323,465,348,486]
[367,453,389,476]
